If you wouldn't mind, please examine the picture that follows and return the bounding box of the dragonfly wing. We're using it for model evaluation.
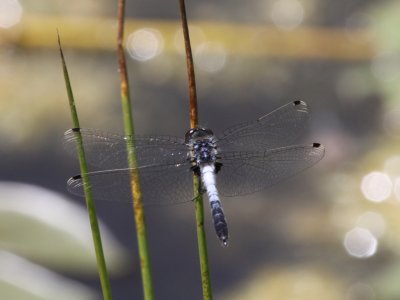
[218,101,310,151]
[67,163,195,205]
[217,143,325,197]
[63,128,188,169]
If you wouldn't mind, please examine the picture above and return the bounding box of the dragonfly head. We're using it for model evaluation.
[185,127,214,144]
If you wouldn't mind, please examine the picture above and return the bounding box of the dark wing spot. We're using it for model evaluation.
[313,143,321,148]
[70,174,82,180]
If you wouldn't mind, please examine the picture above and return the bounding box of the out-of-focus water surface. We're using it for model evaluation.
[1,0,400,299]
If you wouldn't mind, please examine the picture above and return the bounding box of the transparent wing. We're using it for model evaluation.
[63,128,188,170]
[218,101,310,152]
[67,163,195,205]
[217,143,325,197]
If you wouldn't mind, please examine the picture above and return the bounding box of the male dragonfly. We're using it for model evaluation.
[64,100,325,246]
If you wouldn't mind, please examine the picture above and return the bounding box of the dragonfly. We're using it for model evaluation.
[64,100,325,246]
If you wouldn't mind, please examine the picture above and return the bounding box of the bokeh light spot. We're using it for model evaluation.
[383,109,400,137]
[371,51,400,82]
[174,26,206,55]
[345,12,376,44]
[346,282,375,300]
[271,0,304,30]
[194,42,227,73]
[393,178,400,201]
[127,28,164,62]
[356,211,386,237]
[0,0,22,28]
[384,156,400,176]
[335,70,373,101]
[344,227,378,258]
[361,171,392,202]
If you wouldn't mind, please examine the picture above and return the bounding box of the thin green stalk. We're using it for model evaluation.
[116,1,155,299]
[178,0,213,299]
[194,176,213,300]
[58,33,113,300]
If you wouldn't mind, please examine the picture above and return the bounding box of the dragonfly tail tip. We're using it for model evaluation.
[220,236,229,247]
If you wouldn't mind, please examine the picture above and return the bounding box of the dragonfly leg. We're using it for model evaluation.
[215,161,223,173]
[190,165,201,176]
[190,176,206,202]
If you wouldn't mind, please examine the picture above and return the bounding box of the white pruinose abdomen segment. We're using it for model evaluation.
[200,163,229,246]
[201,164,218,201]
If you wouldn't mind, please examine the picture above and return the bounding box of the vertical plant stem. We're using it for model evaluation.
[178,1,213,299]
[193,175,213,300]
[116,2,155,300]
[58,34,113,300]
[179,0,198,130]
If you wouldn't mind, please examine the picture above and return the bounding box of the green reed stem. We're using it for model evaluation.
[178,0,213,299]
[58,33,113,300]
[194,176,213,300]
[116,2,155,299]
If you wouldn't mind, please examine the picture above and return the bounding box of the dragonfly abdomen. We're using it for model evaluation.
[201,164,229,246]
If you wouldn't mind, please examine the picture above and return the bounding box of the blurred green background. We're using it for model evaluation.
[1,0,400,299]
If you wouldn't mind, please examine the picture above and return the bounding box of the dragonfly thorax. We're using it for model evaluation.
[185,127,219,167]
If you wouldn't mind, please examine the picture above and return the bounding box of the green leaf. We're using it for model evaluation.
[0,181,129,275]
